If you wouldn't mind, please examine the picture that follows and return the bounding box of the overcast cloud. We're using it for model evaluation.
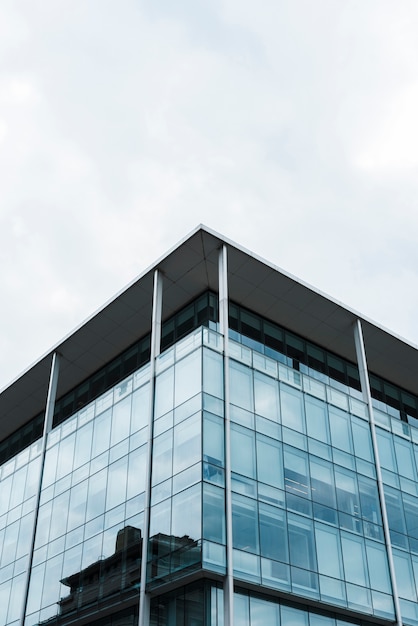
[1,1,418,389]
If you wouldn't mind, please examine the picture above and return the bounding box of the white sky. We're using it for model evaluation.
[1,1,418,390]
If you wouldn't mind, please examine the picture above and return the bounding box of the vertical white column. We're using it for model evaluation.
[20,352,60,626]
[139,269,163,626]
[353,320,402,626]
[219,245,234,626]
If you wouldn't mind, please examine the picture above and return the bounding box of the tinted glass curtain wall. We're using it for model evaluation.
[1,227,418,626]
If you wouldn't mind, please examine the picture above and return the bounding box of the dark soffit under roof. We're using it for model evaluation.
[1,225,418,443]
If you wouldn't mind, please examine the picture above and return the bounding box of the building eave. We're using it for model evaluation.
[1,225,417,443]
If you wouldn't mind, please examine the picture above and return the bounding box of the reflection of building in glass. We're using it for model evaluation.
[3,226,418,625]
[58,526,142,620]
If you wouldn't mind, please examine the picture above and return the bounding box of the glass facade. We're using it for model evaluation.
[3,236,418,626]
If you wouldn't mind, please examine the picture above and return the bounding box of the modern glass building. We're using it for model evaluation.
[2,225,418,626]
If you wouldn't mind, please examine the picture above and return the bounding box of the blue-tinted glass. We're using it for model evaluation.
[152,430,173,485]
[288,513,316,571]
[155,367,174,418]
[175,349,201,408]
[403,493,418,539]
[335,468,360,518]
[305,396,329,443]
[232,494,259,553]
[315,523,343,579]
[203,413,224,468]
[394,438,416,481]
[203,484,225,544]
[234,593,249,625]
[259,503,287,562]
[365,541,391,593]
[203,349,223,399]
[173,413,201,475]
[376,430,397,473]
[341,533,368,587]
[131,382,150,432]
[281,386,305,434]
[231,424,256,479]
[284,447,310,498]
[329,408,353,454]
[310,457,336,508]
[351,417,373,462]
[393,550,416,601]
[254,372,279,421]
[257,435,283,489]
[384,485,407,535]
[230,361,253,411]
[250,596,280,625]
[111,396,132,446]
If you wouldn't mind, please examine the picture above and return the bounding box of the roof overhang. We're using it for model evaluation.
[1,225,417,442]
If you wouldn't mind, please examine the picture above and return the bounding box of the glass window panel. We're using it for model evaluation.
[203,413,224,468]
[86,467,107,521]
[16,512,34,560]
[310,614,334,626]
[250,596,280,626]
[384,486,407,535]
[73,421,93,469]
[341,533,368,587]
[203,484,225,544]
[1,520,19,566]
[315,523,343,579]
[358,476,381,525]
[288,513,316,571]
[67,481,88,533]
[335,468,360,518]
[111,396,132,446]
[92,409,112,458]
[203,349,224,399]
[106,456,128,510]
[403,493,418,539]
[127,445,147,500]
[394,438,416,481]
[231,424,256,479]
[305,396,330,444]
[284,447,310,498]
[172,484,201,541]
[0,474,12,517]
[41,553,64,608]
[232,494,259,553]
[329,408,353,454]
[393,550,416,600]
[281,386,305,433]
[234,593,250,625]
[281,605,308,626]
[257,435,283,489]
[42,444,59,488]
[230,361,253,412]
[366,541,391,593]
[254,372,279,421]
[150,499,171,539]
[7,572,25,623]
[173,413,201,475]
[175,350,201,408]
[351,417,373,462]
[56,432,76,480]
[152,430,173,485]
[49,491,70,541]
[131,382,150,432]
[376,430,397,473]
[155,367,174,418]
[259,502,288,562]
[310,457,336,508]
